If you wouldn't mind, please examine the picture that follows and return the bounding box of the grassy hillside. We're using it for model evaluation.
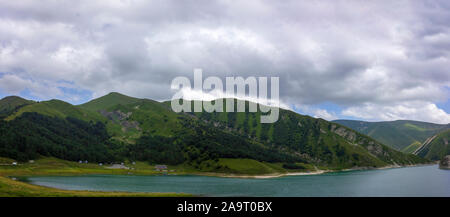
[5,99,106,122]
[0,93,430,173]
[0,96,34,119]
[77,92,182,141]
[402,141,422,154]
[78,92,141,112]
[105,99,183,138]
[174,99,428,168]
[416,129,450,161]
[333,120,449,151]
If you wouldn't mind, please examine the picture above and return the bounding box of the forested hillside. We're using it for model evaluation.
[0,93,429,171]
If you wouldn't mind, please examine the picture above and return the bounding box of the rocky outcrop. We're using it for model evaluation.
[331,125,390,158]
[331,125,356,142]
[439,155,450,170]
[99,110,132,121]
[99,110,140,132]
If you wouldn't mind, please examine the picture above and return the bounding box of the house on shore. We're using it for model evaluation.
[155,165,168,171]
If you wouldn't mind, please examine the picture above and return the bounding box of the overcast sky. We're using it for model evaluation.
[0,0,449,124]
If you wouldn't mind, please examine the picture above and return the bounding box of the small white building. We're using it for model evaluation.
[12,162,17,166]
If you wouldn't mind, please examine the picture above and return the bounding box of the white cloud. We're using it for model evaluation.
[342,101,450,124]
[293,104,338,121]
[0,74,31,94]
[312,109,338,121]
[174,87,292,111]
[0,1,449,123]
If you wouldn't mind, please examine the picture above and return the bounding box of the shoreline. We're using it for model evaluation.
[3,162,438,196]
[196,169,330,179]
[4,162,438,181]
[194,162,438,179]
[338,162,437,173]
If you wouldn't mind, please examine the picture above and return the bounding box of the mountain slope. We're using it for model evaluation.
[333,120,449,151]
[167,99,427,168]
[77,93,184,140]
[4,99,105,122]
[0,93,429,172]
[0,96,35,118]
[78,92,141,112]
[415,129,450,161]
[0,112,113,162]
[402,141,422,154]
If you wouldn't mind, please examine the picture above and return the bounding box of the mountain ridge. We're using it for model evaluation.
[333,119,450,151]
[0,96,35,119]
[0,93,429,172]
[78,92,142,112]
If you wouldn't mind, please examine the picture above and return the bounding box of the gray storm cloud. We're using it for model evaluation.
[0,0,449,123]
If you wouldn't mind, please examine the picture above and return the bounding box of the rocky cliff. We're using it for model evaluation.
[439,155,450,169]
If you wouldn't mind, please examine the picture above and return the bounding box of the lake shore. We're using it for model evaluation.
[22,164,449,197]
[337,162,438,174]
[0,176,192,197]
[196,162,438,179]
[0,157,438,197]
[197,169,329,179]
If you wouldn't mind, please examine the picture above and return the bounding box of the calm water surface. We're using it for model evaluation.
[27,165,450,196]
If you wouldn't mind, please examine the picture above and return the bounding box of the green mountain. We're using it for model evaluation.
[182,100,427,168]
[0,96,34,119]
[78,92,141,112]
[78,93,184,142]
[333,120,449,151]
[415,129,450,161]
[0,93,429,172]
[5,99,105,122]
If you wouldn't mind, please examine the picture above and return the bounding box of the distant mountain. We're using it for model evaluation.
[0,93,428,171]
[415,129,450,161]
[333,120,449,152]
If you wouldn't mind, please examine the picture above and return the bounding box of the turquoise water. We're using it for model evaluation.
[27,165,450,196]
